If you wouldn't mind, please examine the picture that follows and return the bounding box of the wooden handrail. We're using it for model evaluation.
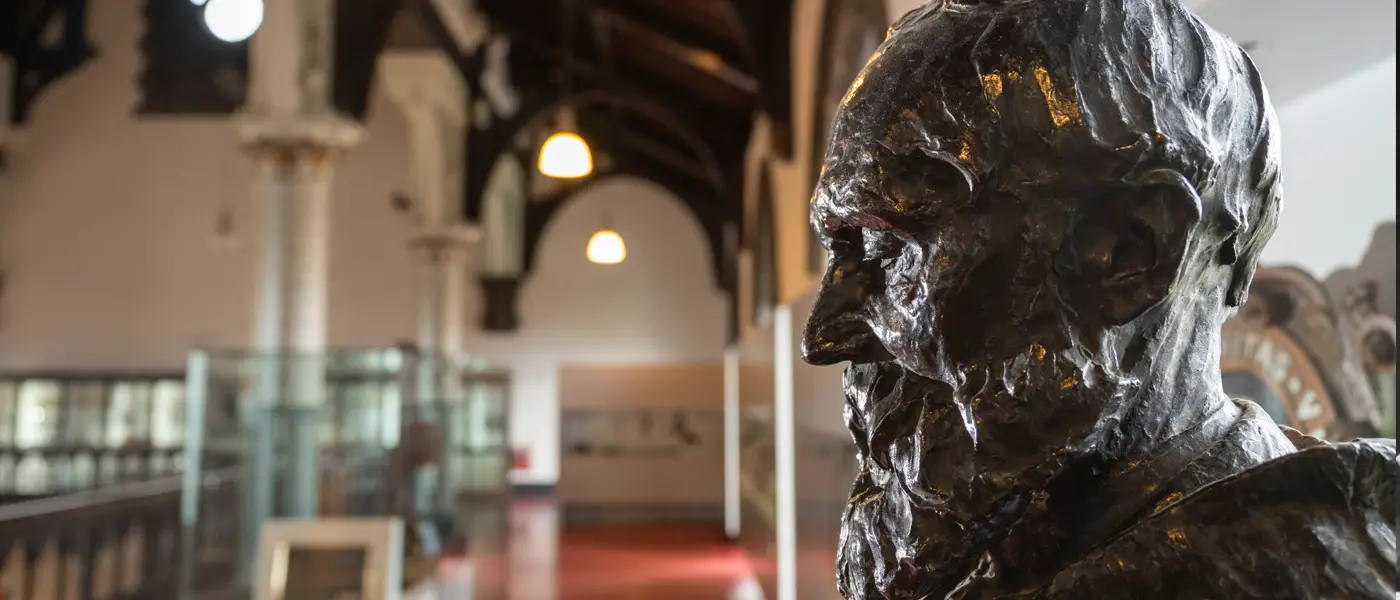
[0,466,237,532]
[0,445,190,499]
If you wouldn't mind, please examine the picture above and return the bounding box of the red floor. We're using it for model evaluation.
[454,502,763,600]
[550,526,752,599]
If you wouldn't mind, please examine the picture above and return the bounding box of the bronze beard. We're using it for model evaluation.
[837,345,1139,600]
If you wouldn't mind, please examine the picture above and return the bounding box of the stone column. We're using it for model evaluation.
[380,51,472,394]
[409,229,476,444]
[773,305,798,600]
[722,223,743,539]
[235,2,362,575]
[381,51,473,516]
[723,338,742,539]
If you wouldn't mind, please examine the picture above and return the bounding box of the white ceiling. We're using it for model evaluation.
[1193,0,1397,104]
[883,0,1396,105]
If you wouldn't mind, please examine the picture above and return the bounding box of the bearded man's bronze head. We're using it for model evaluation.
[801,0,1286,597]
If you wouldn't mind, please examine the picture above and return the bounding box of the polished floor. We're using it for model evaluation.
[432,500,765,600]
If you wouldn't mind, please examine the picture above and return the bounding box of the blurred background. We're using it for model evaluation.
[0,0,1393,599]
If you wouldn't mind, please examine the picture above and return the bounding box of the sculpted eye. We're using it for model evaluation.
[862,229,904,264]
[823,216,845,238]
[882,155,977,221]
[922,159,975,205]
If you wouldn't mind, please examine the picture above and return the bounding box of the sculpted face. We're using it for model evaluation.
[802,7,1183,598]
[801,2,1279,598]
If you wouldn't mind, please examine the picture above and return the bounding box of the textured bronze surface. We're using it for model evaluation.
[801,0,1398,598]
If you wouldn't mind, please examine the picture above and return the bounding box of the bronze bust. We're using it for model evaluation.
[801,0,1398,598]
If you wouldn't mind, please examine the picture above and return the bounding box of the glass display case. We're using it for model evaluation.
[0,373,187,495]
[177,347,512,589]
[0,350,512,505]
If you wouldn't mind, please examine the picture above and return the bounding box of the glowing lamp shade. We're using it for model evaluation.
[538,132,593,178]
[586,229,626,265]
[204,0,264,43]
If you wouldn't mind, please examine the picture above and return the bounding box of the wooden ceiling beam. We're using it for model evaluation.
[463,77,741,221]
[730,0,795,157]
[583,0,756,87]
[489,16,752,146]
[585,123,715,187]
[6,0,94,124]
[332,0,409,120]
[487,5,755,112]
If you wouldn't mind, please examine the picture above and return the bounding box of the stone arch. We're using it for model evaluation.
[524,172,726,287]
[472,89,734,331]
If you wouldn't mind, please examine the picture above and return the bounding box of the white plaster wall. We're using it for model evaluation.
[1264,56,1397,276]
[0,0,727,486]
[0,0,417,370]
[467,178,728,485]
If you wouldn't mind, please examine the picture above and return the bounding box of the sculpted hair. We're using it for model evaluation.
[891,0,1282,305]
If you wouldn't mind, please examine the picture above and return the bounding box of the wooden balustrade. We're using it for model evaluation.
[0,468,240,600]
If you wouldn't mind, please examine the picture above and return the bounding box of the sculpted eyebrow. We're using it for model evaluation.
[896,151,977,190]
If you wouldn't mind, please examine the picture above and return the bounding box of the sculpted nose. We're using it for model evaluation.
[802,255,887,365]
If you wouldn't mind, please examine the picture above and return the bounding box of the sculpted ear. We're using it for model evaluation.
[1065,170,1202,325]
[1222,194,1278,307]
[1222,233,1257,307]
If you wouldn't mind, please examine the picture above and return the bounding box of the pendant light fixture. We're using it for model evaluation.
[539,0,593,179]
[587,229,626,265]
[586,217,626,265]
[538,107,592,178]
[201,0,264,43]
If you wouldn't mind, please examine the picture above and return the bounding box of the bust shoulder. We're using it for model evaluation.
[1030,439,1397,599]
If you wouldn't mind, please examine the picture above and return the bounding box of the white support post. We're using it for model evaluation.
[235,2,364,582]
[381,49,476,516]
[773,306,797,600]
[724,344,742,539]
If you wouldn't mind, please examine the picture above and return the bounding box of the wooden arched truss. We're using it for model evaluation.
[463,0,797,331]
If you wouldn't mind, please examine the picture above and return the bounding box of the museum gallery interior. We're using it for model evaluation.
[0,0,1394,599]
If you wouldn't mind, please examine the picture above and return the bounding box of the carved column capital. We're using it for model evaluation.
[235,112,365,159]
[409,225,481,263]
